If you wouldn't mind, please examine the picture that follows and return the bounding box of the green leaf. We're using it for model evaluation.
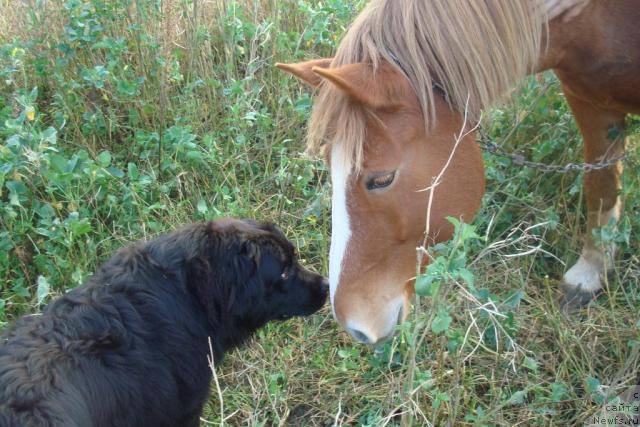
[586,376,601,393]
[523,356,538,372]
[6,181,28,206]
[97,151,112,167]
[36,275,50,306]
[338,349,351,358]
[586,377,604,404]
[72,268,85,285]
[464,405,486,423]
[551,382,568,403]
[457,268,475,288]
[415,274,430,296]
[431,310,452,334]
[459,222,480,242]
[415,273,441,297]
[47,154,68,173]
[12,281,30,298]
[37,203,56,220]
[504,290,525,309]
[127,162,139,180]
[70,218,91,236]
[106,166,124,178]
[506,390,526,405]
[446,216,462,230]
[40,127,58,144]
[432,391,450,409]
[66,212,92,237]
[186,150,203,162]
[447,216,481,241]
[116,78,140,96]
[197,198,208,215]
[447,329,463,353]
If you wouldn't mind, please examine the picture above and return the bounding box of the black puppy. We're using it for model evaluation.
[0,219,327,427]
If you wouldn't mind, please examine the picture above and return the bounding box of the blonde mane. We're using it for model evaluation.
[308,0,547,173]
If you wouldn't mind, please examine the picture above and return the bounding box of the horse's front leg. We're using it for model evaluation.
[560,86,625,308]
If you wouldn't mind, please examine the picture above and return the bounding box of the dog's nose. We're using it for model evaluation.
[320,278,330,292]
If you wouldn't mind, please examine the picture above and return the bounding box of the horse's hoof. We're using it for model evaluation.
[559,283,602,312]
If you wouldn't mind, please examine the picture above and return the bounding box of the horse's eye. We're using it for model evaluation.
[366,171,396,191]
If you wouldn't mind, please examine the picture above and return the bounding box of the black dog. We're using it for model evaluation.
[0,219,327,427]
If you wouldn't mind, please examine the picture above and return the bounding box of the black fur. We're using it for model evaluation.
[0,219,328,427]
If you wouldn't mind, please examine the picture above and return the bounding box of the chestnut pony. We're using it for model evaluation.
[278,0,639,345]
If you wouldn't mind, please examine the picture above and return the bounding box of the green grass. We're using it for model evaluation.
[1,1,638,425]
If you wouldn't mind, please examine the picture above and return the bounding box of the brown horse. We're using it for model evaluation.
[278,0,639,345]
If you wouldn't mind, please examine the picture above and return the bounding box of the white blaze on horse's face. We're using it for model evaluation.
[328,143,351,309]
[329,140,410,345]
[329,140,407,344]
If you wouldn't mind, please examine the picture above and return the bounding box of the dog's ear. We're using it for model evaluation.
[185,236,263,322]
[238,234,288,282]
[238,239,260,264]
[237,232,285,268]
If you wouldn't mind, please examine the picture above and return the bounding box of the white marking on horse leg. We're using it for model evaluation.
[329,144,352,309]
[563,199,621,292]
[563,248,607,292]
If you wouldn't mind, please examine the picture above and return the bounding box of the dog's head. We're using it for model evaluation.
[186,219,328,344]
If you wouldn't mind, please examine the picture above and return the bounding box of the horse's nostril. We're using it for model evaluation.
[346,326,375,345]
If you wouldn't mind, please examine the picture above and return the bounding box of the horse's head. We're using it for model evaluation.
[278,59,485,345]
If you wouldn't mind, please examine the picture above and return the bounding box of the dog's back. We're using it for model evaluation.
[0,295,115,427]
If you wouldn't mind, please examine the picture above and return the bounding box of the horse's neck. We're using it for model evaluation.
[535,25,567,73]
[544,0,590,22]
[536,0,597,73]
[537,1,639,74]
[535,1,640,114]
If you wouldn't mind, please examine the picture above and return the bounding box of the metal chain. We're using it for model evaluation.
[478,128,627,173]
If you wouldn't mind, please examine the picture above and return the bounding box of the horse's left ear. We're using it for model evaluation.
[311,61,409,110]
[276,58,333,87]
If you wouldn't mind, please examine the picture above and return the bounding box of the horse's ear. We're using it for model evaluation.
[275,58,333,87]
[311,61,408,109]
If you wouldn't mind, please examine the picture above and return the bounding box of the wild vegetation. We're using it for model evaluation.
[0,0,638,425]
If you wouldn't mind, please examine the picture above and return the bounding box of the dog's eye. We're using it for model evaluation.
[366,171,396,191]
[280,268,289,280]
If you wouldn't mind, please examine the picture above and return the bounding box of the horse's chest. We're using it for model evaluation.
[555,66,640,115]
